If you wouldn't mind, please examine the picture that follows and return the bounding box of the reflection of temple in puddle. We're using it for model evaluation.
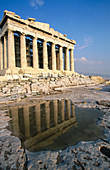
[8,100,77,152]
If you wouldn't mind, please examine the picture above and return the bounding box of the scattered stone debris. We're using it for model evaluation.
[0,74,103,98]
[89,76,105,84]
[96,100,110,107]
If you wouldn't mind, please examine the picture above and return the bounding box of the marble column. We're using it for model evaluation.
[59,46,63,71]
[0,38,3,70]
[70,48,74,72]
[8,29,15,68]
[4,34,7,69]
[33,36,38,69]
[52,43,56,71]
[20,33,27,68]
[65,47,69,71]
[43,40,48,70]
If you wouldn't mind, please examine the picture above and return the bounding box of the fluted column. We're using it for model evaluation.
[43,40,48,70]
[59,46,63,71]
[70,49,74,72]
[65,47,69,71]
[4,34,7,69]
[0,38,3,70]
[20,33,27,68]
[33,36,38,69]
[52,43,56,71]
[8,29,15,68]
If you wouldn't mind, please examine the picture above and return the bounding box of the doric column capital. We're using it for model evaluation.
[21,32,25,36]
[66,46,69,50]
[59,45,63,48]
[33,34,37,39]
[52,42,55,45]
[3,33,5,37]
[70,48,74,51]
[43,39,47,43]
[7,28,13,33]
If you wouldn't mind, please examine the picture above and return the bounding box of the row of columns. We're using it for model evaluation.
[9,100,76,138]
[0,29,75,72]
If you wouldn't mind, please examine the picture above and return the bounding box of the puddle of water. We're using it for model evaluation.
[100,85,110,92]
[7,100,104,152]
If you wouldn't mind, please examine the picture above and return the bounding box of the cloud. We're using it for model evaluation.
[80,57,87,62]
[74,57,87,62]
[29,0,45,9]
[75,57,102,65]
[76,36,93,50]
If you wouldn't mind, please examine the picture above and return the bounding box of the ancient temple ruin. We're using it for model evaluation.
[0,10,76,76]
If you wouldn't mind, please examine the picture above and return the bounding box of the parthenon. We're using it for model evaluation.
[0,10,76,76]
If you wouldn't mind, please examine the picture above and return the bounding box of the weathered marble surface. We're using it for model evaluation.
[0,84,110,169]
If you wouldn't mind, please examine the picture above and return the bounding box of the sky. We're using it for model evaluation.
[0,0,110,76]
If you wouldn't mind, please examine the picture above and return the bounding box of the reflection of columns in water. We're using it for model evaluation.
[10,107,19,136]
[53,100,58,125]
[35,103,41,133]
[23,106,30,138]
[58,100,64,122]
[66,100,70,119]
[45,102,50,129]
[60,100,65,121]
[64,100,71,120]
[71,104,76,121]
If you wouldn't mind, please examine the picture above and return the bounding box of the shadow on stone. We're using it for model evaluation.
[100,146,110,158]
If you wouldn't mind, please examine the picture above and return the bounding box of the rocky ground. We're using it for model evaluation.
[0,74,110,169]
